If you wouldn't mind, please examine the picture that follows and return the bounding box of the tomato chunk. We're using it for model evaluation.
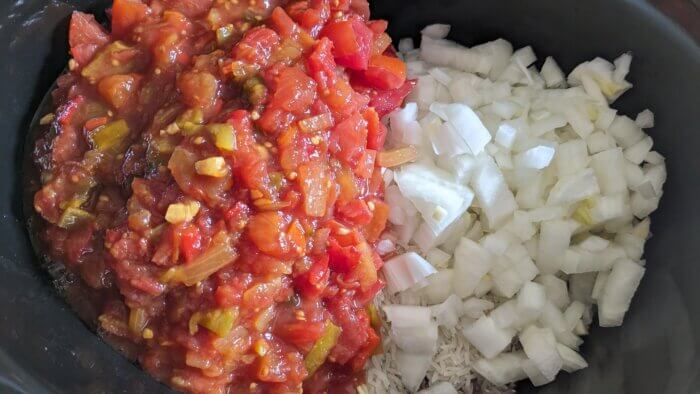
[329,112,368,167]
[321,17,373,70]
[359,55,407,90]
[69,12,110,65]
[111,0,150,38]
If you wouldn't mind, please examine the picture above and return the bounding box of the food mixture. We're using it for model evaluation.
[31,0,411,392]
[30,1,667,393]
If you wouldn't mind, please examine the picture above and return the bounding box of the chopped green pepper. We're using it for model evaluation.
[81,41,142,82]
[189,307,239,337]
[57,207,94,229]
[176,108,205,135]
[209,123,236,151]
[91,119,130,153]
[304,320,342,376]
[216,24,235,47]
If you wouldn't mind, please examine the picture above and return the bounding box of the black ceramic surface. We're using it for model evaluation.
[0,0,698,393]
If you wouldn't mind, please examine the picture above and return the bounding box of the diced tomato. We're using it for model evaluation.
[349,242,378,291]
[366,79,416,117]
[234,27,281,66]
[349,0,370,19]
[366,20,388,35]
[327,296,369,364]
[270,7,299,38]
[335,167,359,203]
[289,0,330,36]
[353,149,376,179]
[179,224,202,262]
[294,255,330,298]
[287,219,307,257]
[235,151,274,198]
[161,0,213,18]
[321,17,373,70]
[363,199,389,242]
[214,284,239,307]
[111,0,151,38]
[363,107,387,150]
[327,238,360,274]
[223,202,251,232]
[329,112,367,167]
[360,55,406,90]
[269,67,317,115]
[307,38,336,89]
[258,107,296,135]
[226,110,256,151]
[69,12,110,66]
[370,32,392,56]
[97,74,140,109]
[247,212,290,258]
[336,200,372,226]
[276,321,325,349]
[177,71,220,111]
[350,326,380,372]
[297,161,331,217]
[323,78,358,119]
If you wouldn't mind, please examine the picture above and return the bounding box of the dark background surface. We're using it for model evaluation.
[0,0,698,393]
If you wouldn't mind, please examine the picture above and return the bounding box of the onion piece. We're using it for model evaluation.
[519,325,563,381]
[396,350,433,392]
[429,102,492,155]
[453,237,494,298]
[462,315,516,358]
[394,162,474,235]
[598,259,645,327]
[383,305,432,327]
[382,252,438,293]
[418,381,458,394]
[473,351,527,385]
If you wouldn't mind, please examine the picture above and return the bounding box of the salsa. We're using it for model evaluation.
[31,0,413,392]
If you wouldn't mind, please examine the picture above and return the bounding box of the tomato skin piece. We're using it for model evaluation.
[69,12,110,66]
[329,112,368,167]
[363,107,387,150]
[111,0,150,38]
[321,17,373,70]
[336,200,372,226]
[360,55,407,90]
